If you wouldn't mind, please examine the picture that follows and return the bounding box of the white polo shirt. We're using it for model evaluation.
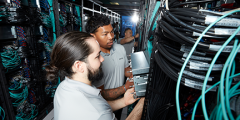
[54,77,116,120]
[92,43,129,89]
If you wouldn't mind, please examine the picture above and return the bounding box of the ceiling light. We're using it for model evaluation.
[132,13,139,23]
[110,2,119,5]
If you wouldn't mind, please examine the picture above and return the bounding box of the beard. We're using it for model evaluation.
[87,64,104,83]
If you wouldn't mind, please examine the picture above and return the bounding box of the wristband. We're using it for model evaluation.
[124,84,127,91]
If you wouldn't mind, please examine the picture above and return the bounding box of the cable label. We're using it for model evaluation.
[209,44,239,52]
[11,26,17,38]
[185,78,217,91]
[180,45,206,56]
[189,66,222,71]
[189,60,223,67]
[205,15,240,27]
[192,32,215,38]
[182,70,213,81]
[199,9,225,15]
[214,28,240,35]
[185,59,224,68]
[183,53,212,61]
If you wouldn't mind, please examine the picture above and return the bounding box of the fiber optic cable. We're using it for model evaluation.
[224,39,239,120]
[201,11,240,120]
[1,47,21,71]
[0,106,5,120]
[47,0,56,45]
[176,10,240,120]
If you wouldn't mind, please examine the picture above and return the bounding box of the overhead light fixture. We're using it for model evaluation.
[131,2,138,4]
[110,2,119,5]
[132,13,139,23]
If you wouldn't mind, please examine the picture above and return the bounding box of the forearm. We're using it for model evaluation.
[101,86,125,100]
[120,37,134,44]
[107,98,126,111]
[126,98,145,120]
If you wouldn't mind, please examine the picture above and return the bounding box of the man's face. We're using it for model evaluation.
[92,24,114,50]
[87,64,103,82]
[85,38,104,82]
[125,29,132,38]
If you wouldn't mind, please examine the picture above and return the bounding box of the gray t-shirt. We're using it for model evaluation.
[54,77,116,120]
[118,38,134,60]
[92,43,129,89]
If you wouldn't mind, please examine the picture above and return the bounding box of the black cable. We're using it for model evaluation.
[170,11,206,19]
[172,13,205,23]
[170,8,199,12]
[163,44,183,57]
[159,23,189,45]
[160,20,210,49]
[165,10,217,36]
[157,43,187,67]
[170,0,215,8]
[161,9,178,26]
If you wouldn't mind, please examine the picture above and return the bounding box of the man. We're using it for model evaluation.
[118,28,139,60]
[85,14,133,101]
[48,31,144,120]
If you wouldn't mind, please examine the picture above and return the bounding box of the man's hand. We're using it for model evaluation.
[125,66,132,78]
[124,88,139,106]
[125,80,134,90]
[134,33,139,38]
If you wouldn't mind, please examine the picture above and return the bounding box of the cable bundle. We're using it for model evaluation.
[141,0,240,119]
[9,86,28,107]
[160,9,240,49]
[41,12,52,28]
[40,0,50,13]
[45,81,57,97]
[60,3,67,33]
[16,26,27,47]
[173,9,240,120]
[28,89,37,104]
[11,0,20,8]
[0,6,10,21]
[15,103,38,120]
[145,63,176,120]
[1,46,21,72]
[23,58,30,78]
[65,4,71,13]
[73,5,81,31]
[60,3,66,14]
[39,0,52,67]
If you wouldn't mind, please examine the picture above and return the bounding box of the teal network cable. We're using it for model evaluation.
[191,39,240,120]
[9,78,23,91]
[41,12,52,28]
[9,86,28,107]
[176,9,240,120]
[59,14,67,27]
[222,39,239,120]
[16,104,38,120]
[47,0,56,45]
[201,11,240,120]
[0,106,5,120]
[75,5,82,31]
[1,47,21,72]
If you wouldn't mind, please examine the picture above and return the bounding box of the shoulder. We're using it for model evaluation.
[117,38,123,44]
[113,43,125,51]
